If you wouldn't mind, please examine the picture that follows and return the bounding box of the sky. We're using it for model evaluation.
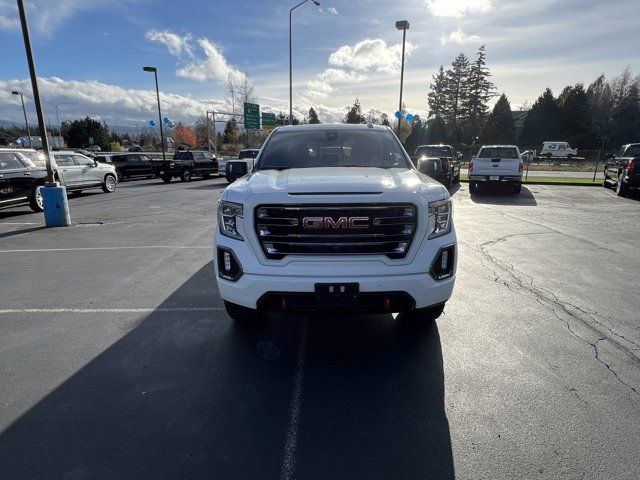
[0,0,639,127]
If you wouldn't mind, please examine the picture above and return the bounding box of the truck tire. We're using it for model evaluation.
[443,176,453,189]
[616,177,629,197]
[161,174,172,183]
[180,168,193,182]
[224,301,262,322]
[29,184,44,212]
[403,303,445,324]
[469,182,478,193]
[513,183,522,194]
[226,175,236,184]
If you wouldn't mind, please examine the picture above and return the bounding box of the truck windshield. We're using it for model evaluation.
[415,146,452,157]
[256,129,411,170]
[239,150,259,159]
[478,147,518,159]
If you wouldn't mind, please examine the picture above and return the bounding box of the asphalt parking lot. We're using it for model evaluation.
[1,178,639,479]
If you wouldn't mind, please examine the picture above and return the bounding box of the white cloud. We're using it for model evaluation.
[328,38,416,74]
[426,0,493,18]
[306,69,367,99]
[327,7,338,14]
[145,29,193,57]
[0,0,18,31]
[440,28,482,46]
[146,29,246,84]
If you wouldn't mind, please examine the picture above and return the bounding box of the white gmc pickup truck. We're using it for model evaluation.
[214,124,457,323]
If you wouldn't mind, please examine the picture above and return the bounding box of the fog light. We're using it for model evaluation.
[217,247,243,281]
[430,245,455,280]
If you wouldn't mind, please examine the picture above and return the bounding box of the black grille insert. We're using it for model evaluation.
[255,203,417,259]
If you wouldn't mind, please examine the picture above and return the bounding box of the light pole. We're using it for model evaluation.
[289,0,320,125]
[395,20,410,137]
[45,101,74,142]
[143,66,167,162]
[17,0,70,227]
[12,90,32,148]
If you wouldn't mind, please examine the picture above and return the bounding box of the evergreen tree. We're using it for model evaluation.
[481,94,515,144]
[426,117,448,144]
[63,117,111,150]
[587,74,613,150]
[464,45,496,142]
[557,83,595,148]
[403,119,427,153]
[427,66,447,119]
[611,84,640,146]
[444,53,470,141]
[344,98,366,124]
[308,107,320,124]
[521,88,560,147]
[224,118,240,144]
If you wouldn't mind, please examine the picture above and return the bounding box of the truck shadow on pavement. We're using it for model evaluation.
[469,184,537,206]
[0,262,453,480]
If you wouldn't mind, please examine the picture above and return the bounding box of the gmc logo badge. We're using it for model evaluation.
[302,216,369,229]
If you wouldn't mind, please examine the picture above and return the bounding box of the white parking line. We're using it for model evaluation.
[0,307,224,314]
[0,245,211,253]
[280,318,309,480]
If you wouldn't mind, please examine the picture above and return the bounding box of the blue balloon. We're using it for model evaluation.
[149,120,156,126]
[163,117,170,124]
[406,114,414,122]
[395,111,402,119]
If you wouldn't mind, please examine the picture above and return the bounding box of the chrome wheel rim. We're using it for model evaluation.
[35,186,43,209]
[106,176,116,191]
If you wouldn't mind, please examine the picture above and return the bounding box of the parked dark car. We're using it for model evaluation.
[413,145,462,188]
[95,153,155,182]
[128,145,143,152]
[603,143,640,196]
[0,149,48,212]
[152,150,218,183]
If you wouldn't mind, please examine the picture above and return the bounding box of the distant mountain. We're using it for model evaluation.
[0,120,22,128]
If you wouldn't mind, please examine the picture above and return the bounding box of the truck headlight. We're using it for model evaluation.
[218,200,244,240]
[428,199,452,239]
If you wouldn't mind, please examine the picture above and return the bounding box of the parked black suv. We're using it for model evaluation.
[603,144,640,196]
[0,149,48,212]
[413,145,462,188]
[95,153,155,182]
[152,150,218,183]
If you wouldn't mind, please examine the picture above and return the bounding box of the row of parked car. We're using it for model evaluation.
[0,147,263,212]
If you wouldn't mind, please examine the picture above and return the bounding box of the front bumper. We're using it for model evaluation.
[214,231,457,311]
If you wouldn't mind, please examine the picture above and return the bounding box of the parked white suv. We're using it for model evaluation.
[214,124,457,323]
[540,141,577,158]
[51,151,118,194]
[469,145,524,194]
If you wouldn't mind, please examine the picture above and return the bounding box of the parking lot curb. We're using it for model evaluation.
[460,179,602,187]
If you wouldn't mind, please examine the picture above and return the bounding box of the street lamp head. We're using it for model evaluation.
[395,20,410,30]
[142,66,157,73]
[12,90,22,96]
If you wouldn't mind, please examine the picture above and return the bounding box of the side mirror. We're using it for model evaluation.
[227,161,248,176]
[93,159,99,166]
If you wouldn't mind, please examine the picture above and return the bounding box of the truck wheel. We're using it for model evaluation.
[180,169,193,182]
[443,177,453,189]
[513,183,522,194]
[160,174,172,183]
[403,303,445,324]
[616,177,628,197]
[102,174,117,193]
[454,172,461,183]
[224,301,262,322]
[226,175,236,184]
[29,185,44,212]
[469,182,478,193]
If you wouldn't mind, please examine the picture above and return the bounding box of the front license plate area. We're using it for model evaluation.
[315,283,359,306]
[489,175,500,181]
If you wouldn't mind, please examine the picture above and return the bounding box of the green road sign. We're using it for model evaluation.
[244,102,260,130]
[88,136,94,146]
[261,112,276,127]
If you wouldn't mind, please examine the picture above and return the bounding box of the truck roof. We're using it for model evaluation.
[480,145,518,148]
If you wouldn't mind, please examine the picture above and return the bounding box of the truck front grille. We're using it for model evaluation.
[255,203,417,259]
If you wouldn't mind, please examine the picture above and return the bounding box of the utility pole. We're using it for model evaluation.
[395,20,410,137]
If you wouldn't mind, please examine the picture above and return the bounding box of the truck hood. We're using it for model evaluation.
[223,167,448,203]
